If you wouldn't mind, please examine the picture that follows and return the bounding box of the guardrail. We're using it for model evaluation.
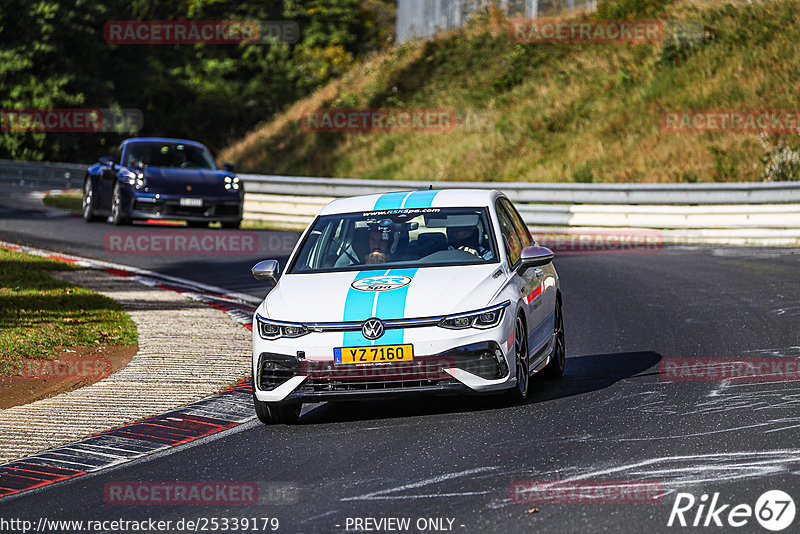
[2,159,799,245]
[0,159,86,189]
[240,173,800,205]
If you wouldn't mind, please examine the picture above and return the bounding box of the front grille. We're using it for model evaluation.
[298,358,454,393]
[215,204,240,216]
[133,199,158,214]
[257,342,507,394]
[131,199,240,218]
[257,353,454,392]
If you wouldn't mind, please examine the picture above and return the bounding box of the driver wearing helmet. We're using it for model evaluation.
[446,226,492,259]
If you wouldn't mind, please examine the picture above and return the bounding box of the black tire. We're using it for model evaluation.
[509,314,529,402]
[253,395,301,425]
[221,220,241,229]
[540,299,566,379]
[82,177,101,222]
[187,221,208,228]
[109,182,130,225]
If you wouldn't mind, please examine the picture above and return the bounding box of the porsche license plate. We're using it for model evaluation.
[179,197,203,207]
[334,344,414,365]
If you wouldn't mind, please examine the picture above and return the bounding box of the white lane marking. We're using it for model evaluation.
[341,466,498,502]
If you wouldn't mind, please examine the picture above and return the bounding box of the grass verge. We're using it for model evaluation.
[42,192,82,212]
[0,247,138,374]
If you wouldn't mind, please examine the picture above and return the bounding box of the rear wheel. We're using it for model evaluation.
[82,178,100,222]
[540,300,565,379]
[221,220,241,229]
[510,315,529,402]
[253,395,301,425]
[187,221,207,228]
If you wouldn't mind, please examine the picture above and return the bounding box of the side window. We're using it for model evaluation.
[496,202,521,267]
[501,198,533,248]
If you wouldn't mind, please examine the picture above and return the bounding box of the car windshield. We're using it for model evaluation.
[124,142,216,170]
[289,206,498,273]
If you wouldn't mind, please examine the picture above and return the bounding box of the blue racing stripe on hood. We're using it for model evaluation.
[343,270,378,347]
[374,268,418,345]
[342,268,418,347]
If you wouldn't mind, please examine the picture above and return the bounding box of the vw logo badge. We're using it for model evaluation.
[362,318,385,340]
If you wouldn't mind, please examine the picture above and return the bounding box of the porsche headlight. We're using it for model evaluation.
[256,314,309,340]
[438,301,509,330]
[125,171,145,188]
[224,176,240,191]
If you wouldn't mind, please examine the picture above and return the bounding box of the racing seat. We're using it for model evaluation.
[415,232,448,258]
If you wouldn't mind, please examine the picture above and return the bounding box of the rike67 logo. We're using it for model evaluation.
[668,490,795,531]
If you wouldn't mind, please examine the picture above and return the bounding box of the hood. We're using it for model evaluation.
[263,264,506,323]
[141,167,231,195]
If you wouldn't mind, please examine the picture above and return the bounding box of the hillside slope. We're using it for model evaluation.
[221,0,800,183]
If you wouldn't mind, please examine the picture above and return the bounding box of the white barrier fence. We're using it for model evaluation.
[396,0,598,42]
[1,159,799,245]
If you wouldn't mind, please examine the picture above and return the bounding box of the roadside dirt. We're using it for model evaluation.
[0,345,137,409]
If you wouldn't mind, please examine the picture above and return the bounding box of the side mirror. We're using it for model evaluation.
[99,156,114,167]
[252,260,280,283]
[223,162,235,172]
[518,246,554,274]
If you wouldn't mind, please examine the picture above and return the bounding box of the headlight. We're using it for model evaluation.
[125,171,145,188]
[224,176,240,191]
[256,314,309,340]
[438,301,509,330]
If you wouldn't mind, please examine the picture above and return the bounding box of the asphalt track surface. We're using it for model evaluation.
[1,186,800,533]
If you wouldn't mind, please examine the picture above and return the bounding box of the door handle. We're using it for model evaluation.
[533,267,543,277]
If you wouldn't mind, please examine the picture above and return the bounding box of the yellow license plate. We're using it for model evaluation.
[334,344,414,365]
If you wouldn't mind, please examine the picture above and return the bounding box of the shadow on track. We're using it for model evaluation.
[298,351,662,424]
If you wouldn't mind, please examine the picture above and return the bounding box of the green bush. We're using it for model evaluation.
[596,0,674,20]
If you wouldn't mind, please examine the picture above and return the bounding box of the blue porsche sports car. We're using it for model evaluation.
[83,137,243,228]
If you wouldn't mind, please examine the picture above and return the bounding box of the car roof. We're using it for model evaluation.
[121,137,209,150]
[318,188,504,216]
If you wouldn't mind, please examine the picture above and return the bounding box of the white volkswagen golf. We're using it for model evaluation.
[251,189,564,424]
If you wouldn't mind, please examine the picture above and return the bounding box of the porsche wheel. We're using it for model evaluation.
[109,183,130,226]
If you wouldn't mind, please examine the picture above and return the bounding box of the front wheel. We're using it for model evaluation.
[82,178,101,222]
[253,395,301,425]
[187,221,208,228]
[509,315,529,402]
[109,183,130,226]
[540,300,565,379]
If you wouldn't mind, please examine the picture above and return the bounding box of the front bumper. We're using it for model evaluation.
[128,193,242,222]
[253,339,515,404]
